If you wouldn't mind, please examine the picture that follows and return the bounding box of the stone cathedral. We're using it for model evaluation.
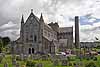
[14,9,73,55]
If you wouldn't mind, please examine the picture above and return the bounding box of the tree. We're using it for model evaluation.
[2,37,10,48]
[0,37,3,53]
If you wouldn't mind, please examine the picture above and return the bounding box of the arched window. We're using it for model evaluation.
[29,48,31,54]
[34,35,37,42]
[32,48,34,54]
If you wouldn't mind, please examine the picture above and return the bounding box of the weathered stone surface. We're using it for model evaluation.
[61,60,68,66]
[16,63,20,67]
[41,55,48,60]
[4,63,8,67]
[14,10,73,55]
[35,63,43,67]
[12,59,16,65]
[53,59,59,66]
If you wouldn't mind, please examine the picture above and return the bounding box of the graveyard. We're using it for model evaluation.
[0,48,100,67]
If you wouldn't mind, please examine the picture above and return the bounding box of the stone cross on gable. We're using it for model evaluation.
[31,9,33,13]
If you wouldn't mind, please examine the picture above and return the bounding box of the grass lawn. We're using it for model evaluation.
[0,54,100,67]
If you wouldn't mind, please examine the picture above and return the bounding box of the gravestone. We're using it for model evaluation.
[4,63,8,67]
[12,59,16,65]
[79,62,83,66]
[36,63,43,67]
[61,60,68,66]
[71,50,76,55]
[20,54,24,60]
[32,55,40,60]
[74,63,79,67]
[74,64,79,67]
[68,62,72,66]
[50,54,56,60]
[60,55,66,60]
[53,59,59,66]
[16,63,20,67]
[2,53,5,58]
[73,63,76,65]
[41,55,48,60]
[23,55,28,60]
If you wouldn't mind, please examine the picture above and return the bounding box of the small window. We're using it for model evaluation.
[30,35,33,38]
[26,38,28,42]
[34,35,37,42]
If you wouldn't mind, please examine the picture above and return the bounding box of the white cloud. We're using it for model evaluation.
[0,21,19,40]
[80,21,100,42]
[88,18,96,23]
[0,21,17,29]
[0,29,19,41]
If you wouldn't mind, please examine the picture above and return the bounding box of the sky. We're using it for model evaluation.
[0,0,100,42]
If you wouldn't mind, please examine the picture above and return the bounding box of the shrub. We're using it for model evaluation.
[93,57,97,61]
[67,56,75,61]
[26,61,36,67]
[86,57,90,60]
[96,45,100,49]
[69,62,72,66]
[16,56,21,61]
[73,63,76,66]
[90,56,94,59]
[0,55,4,63]
[0,55,3,63]
[85,61,96,67]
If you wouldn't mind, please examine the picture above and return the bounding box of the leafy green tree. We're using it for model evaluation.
[0,36,10,53]
[2,37,10,48]
[0,37,3,53]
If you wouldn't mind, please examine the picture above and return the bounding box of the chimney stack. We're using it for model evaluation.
[75,16,80,48]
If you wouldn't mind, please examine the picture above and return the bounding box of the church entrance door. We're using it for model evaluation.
[32,48,34,54]
[29,48,31,54]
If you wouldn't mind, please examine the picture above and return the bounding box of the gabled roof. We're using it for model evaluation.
[24,9,39,25]
[59,27,73,33]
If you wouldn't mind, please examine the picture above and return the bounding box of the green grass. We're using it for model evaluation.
[0,55,100,67]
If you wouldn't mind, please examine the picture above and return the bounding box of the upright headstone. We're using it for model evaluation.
[74,64,79,67]
[36,63,43,67]
[23,54,28,60]
[12,59,16,66]
[4,63,8,67]
[61,60,68,66]
[20,54,24,60]
[74,63,79,67]
[42,55,48,60]
[16,63,20,67]
[53,59,59,66]
[78,62,83,66]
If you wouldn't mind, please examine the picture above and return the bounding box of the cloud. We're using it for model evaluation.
[0,0,100,41]
[0,29,20,41]
[0,21,17,29]
[0,21,19,40]
[80,21,100,42]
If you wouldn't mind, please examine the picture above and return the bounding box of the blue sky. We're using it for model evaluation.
[80,16,100,25]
